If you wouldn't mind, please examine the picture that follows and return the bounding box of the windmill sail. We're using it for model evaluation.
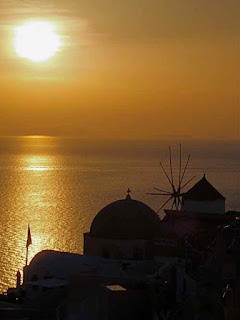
[147,144,195,212]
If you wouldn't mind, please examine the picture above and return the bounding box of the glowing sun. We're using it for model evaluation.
[14,21,61,62]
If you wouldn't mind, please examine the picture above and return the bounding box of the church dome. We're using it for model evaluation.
[90,191,160,239]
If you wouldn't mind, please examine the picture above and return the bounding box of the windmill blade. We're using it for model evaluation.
[179,154,190,187]
[146,192,171,196]
[175,197,178,210]
[175,197,179,210]
[177,194,182,210]
[176,198,179,211]
[171,200,175,210]
[172,197,177,210]
[178,143,182,191]
[154,187,171,194]
[169,146,174,186]
[176,195,182,210]
[181,176,196,190]
[157,196,173,213]
[160,162,174,190]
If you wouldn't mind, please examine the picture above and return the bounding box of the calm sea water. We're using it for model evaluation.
[0,137,239,292]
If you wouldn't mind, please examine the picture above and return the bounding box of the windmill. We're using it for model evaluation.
[147,144,195,213]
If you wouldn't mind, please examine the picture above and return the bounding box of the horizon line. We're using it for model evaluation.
[0,135,239,142]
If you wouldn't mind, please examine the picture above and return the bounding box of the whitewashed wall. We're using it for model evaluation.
[181,199,225,214]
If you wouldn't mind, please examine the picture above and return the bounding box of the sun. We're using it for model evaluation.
[14,21,61,62]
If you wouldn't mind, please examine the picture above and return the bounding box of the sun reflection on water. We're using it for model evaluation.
[24,155,53,171]
[0,137,81,293]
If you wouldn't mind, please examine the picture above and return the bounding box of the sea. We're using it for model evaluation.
[0,136,239,292]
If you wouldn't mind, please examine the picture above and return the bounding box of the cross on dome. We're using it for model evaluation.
[126,188,131,200]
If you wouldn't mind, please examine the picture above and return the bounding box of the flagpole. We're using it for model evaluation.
[25,244,28,266]
[25,223,32,266]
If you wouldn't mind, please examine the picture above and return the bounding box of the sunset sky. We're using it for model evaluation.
[0,0,239,140]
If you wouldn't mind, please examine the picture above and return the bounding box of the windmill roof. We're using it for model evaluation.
[183,175,225,201]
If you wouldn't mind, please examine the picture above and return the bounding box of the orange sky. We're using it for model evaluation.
[0,0,239,139]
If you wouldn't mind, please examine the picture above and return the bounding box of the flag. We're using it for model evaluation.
[26,224,32,248]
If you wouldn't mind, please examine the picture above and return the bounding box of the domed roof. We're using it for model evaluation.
[90,191,160,239]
